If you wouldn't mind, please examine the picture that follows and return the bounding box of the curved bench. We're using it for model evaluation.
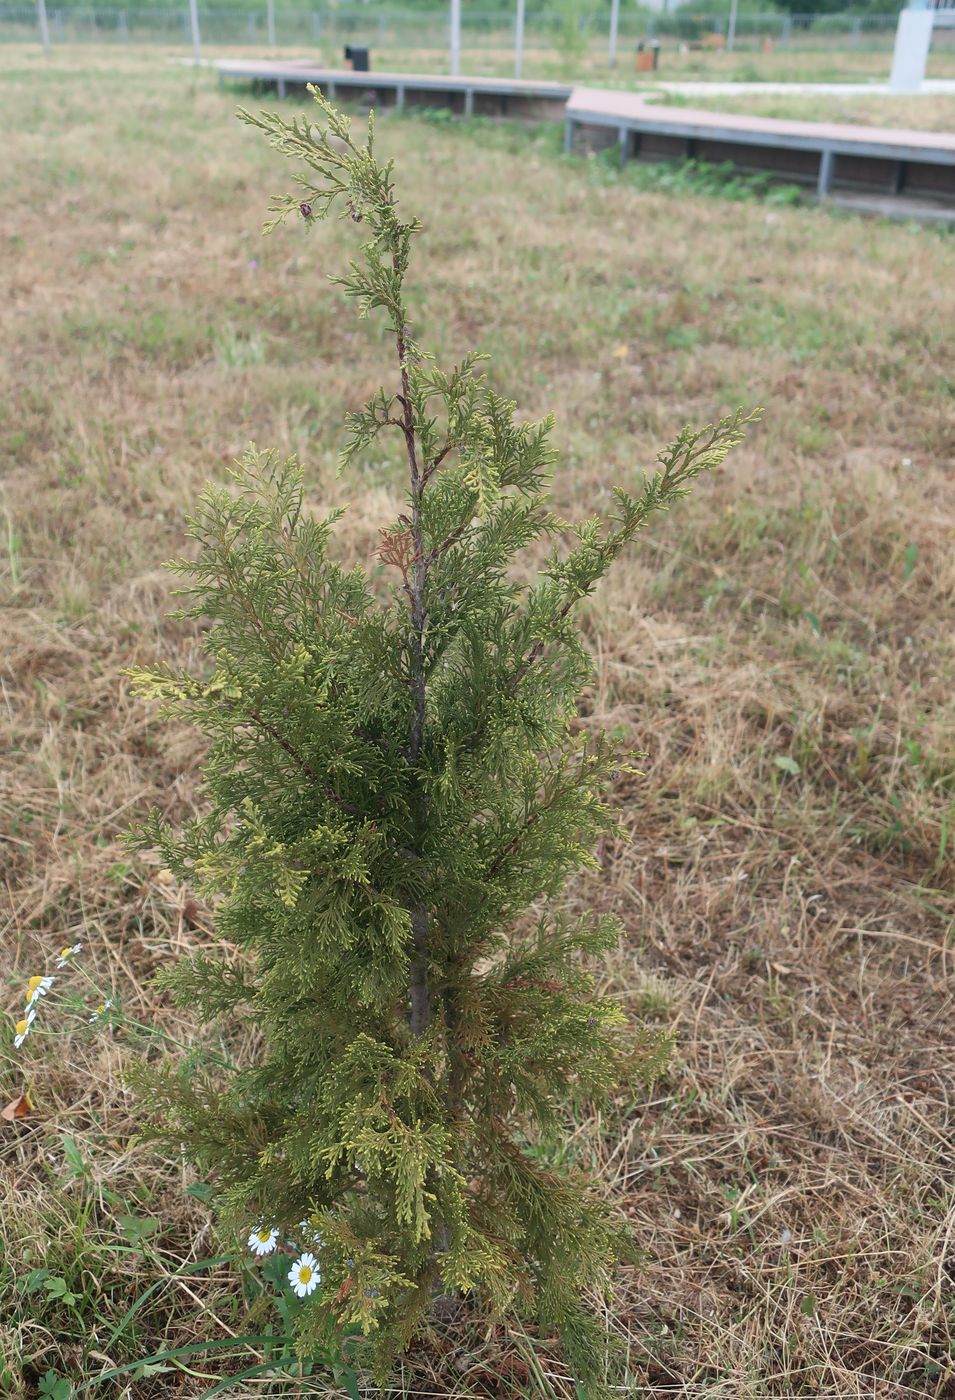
[564,86,955,202]
[213,59,955,209]
[215,60,571,119]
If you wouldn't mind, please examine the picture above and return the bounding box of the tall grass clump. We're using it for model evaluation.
[126,88,750,1390]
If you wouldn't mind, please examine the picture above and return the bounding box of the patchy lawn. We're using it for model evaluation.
[2,48,954,1400]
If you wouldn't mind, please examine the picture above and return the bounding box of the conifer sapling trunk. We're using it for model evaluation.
[128,90,752,1388]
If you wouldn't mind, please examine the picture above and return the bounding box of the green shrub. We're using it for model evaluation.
[128,88,750,1390]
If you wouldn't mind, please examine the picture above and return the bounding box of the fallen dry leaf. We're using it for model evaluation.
[1,1091,33,1122]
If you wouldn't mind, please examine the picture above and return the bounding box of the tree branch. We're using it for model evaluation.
[508,594,578,691]
[423,518,471,569]
[395,302,432,1040]
[243,706,359,817]
[421,441,455,486]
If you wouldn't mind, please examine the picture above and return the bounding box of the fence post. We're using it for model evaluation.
[37,0,51,50]
[311,10,320,39]
[188,0,201,63]
[267,0,275,47]
[514,0,525,77]
[727,0,738,51]
[449,0,461,75]
[608,0,619,65]
[851,17,861,47]
[782,14,791,47]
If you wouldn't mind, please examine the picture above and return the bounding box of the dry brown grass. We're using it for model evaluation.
[2,46,954,1400]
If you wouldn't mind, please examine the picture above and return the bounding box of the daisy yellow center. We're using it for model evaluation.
[60,948,72,959]
[27,977,44,996]
[298,1265,313,1284]
[15,1019,29,1035]
[257,1230,272,1243]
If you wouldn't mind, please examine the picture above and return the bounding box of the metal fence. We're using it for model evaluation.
[0,4,944,57]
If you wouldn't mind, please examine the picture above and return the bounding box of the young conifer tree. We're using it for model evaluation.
[128,90,749,1387]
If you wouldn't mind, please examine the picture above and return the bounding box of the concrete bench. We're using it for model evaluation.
[214,59,955,209]
[215,60,571,120]
[564,86,955,201]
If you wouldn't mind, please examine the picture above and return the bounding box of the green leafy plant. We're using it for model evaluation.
[37,1371,71,1400]
[552,0,590,70]
[127,88,751,1389]
[591,146,804,207]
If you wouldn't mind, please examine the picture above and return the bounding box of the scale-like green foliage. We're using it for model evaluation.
[127,89,752,1389]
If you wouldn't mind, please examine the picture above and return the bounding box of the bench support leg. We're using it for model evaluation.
[464,88,474,117]
[618,125,629,165]
[564,117,574,155]
[817,147,834,199]
[893,159,906,195]
[277,78,286,99]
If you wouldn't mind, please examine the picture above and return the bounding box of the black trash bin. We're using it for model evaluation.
[344,45,370,72]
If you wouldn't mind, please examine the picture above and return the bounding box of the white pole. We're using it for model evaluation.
[727,0,738,51]
[890,6,934,92]
[608,0,619,66]
[188,0,201,63]
[514,0,525,78]
[37,0,50,51]
[267,0,275,46]
[450,0,461,75]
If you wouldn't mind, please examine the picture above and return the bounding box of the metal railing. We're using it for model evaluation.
[2,5,950,58]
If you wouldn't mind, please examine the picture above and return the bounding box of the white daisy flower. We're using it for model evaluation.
[26,975,54,1006]
[288,1251,320,1298]
[297,1218,323,1246]
[13,1008,37,1049]
[88,997,114,1024]
[55,943,83,968]
[248,1225,279,1257]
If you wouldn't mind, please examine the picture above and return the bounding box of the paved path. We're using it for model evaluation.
[642,78,955,97]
